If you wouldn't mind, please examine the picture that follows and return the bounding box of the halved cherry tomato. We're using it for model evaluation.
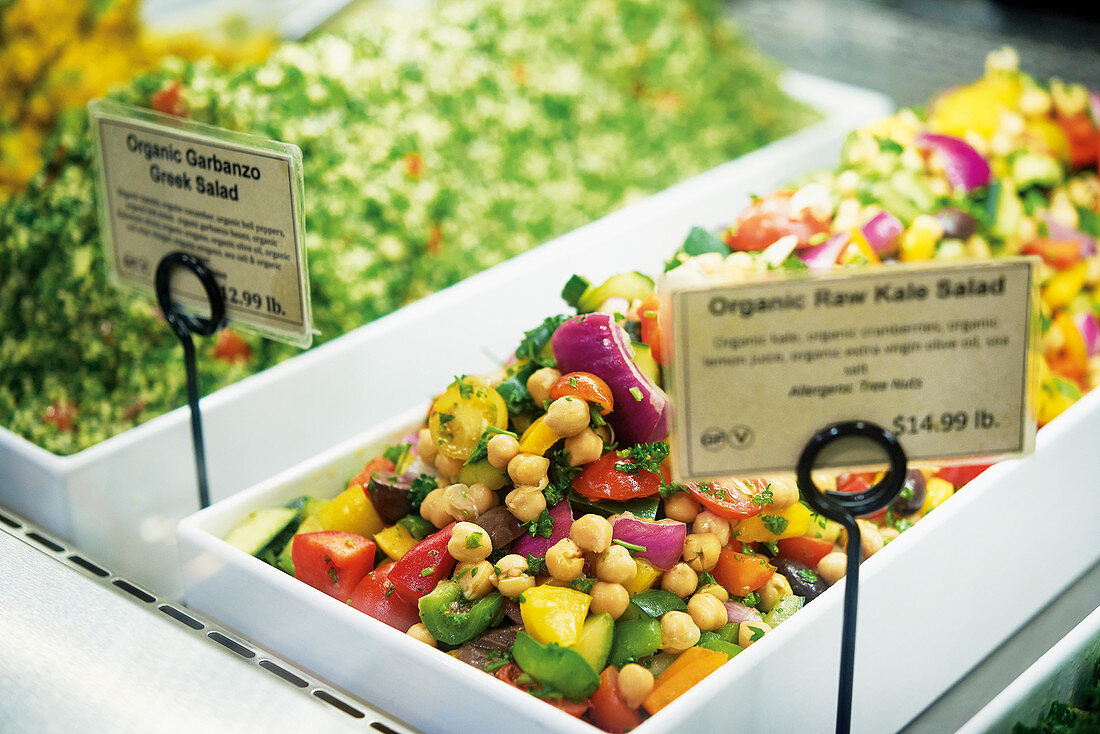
[428,376,508,460]
[549,372,614,415]
[1022,238,1083,269]
[723,190,831,252]
[685,478,767,520]
[212,329,252,364]
[292,531,377,602]
[388,522,456,601]
[495,663,591,718]
[589,666,643,733]
[347,562,421,631]
[776,536,834,569]
[933,462,994,488]
[348,455,396,490]
[1055,113,1099,168]
[638,292,664,365]
[833,472,887,521]
[712,548,776,597]
[150,81,187,117]
[572,452,661,501]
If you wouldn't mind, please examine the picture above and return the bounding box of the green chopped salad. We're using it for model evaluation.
[0,0,816,454]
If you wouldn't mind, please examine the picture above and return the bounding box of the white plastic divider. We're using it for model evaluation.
[178,386,1100,733]
[0,72,893,598]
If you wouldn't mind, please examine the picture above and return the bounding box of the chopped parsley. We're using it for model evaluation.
[408,473,438,510]
[454,375,476,399]
[613,442,669,475]
[697,571,717,589]
[796,569,818,583]
[327,568,339,584]
[571,576,595,594]
[382,442,410,467]
[466,426,517,466]
[761,514,788,535]
[523,509,554,538]
[484,650,513,674]
[515,315,571,368]
[466,531,486,549]
[739,591,760,607]
[628,386,643,402]
[525,554,547,575]
[751,485,774,506]
[659,480,687,498]
[545,445,580,506]
[761,541,779,556]
[420,567,435,577]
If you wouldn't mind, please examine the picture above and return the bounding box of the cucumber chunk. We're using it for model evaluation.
[223,507,298,556]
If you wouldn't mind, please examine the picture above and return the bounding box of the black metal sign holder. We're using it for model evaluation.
[795,420,907,734]
[154,251,226,510]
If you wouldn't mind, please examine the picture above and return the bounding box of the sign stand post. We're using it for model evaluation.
[795,420,907,734]
[154,251,226,510]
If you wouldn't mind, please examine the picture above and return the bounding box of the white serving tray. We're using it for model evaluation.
[0,73,892,598]
[179,385,1100,734]
[956,604,1100,734]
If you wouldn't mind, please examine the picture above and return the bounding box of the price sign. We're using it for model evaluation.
[664,259,1038,480]
[89,100,312,347]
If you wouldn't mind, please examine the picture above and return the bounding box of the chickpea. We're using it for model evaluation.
[419,487,452,528]
[687,593,728,631]
[838,520,884,560]
[738,621,771,649]
[434,453,464,481]
[545,538,585,581]
[466,482,498,515]
[761,476,799,510]
[570,514,613,554]
[494,554,535,599]
[697,583,729,603]
[526,367,561,407]
[448,521,493,564]
[817,552,848,585]
[406,622,438,647]
[505,483,547,523]
[564,427,604,466]
[486,433,520,470]
[661,562,698,598]
[455,560,496,600]
[595,545,637,585]
[416,427,437,463]
[663,492,701,523]
[543,396,590,437]
[758,571,793,613]
[589,581,630,619]
[442,483,480,522]
[660,610,701,653]
[880,526,900,544]
[617,664,655,709]
[508,453,549,487]
[682,533,721,573]
[692,511,730,547]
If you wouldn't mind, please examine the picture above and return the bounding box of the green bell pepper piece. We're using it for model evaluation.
[417,580,504,645]
[697,633,743,658]
[608,617,663,668]
[397,514,436,541]
[512,631,601,702]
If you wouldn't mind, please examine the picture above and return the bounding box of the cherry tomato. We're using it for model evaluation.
[572,452,661,501]
[150,81,187,117]
[348,455,396,490]
[550,371,614,415]
[589,666,643,733]
[347,563,421,631]
[833,471,888,521]
[685,478,767,520]
[638,292,664,365]
[428,376,507,460]
[212,329,252,364]
[723,190,831,252]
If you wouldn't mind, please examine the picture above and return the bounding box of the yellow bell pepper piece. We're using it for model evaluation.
[1042,262,1088,311]
[374,523,418,561]
[731,501,812,543]
[318,485,385,538]
[519,416,562,456]
[899,215,942,262]
[519,584,591,647]
[919,477,955,515]
[624,559,660,595]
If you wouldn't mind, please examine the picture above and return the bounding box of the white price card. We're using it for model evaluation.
[89,99,312,347]
[664,259,1039,481]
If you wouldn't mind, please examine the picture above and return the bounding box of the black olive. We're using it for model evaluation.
[934,207,978,241]
[889,469,926,516]
[771,556,828,602]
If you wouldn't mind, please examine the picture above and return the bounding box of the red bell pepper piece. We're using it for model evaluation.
[933,462,994,488]
[388,522,457,601]
[776,536,835,569]
[573,452,661,502]
[589,666,644,732]
[712,548,776,597]
[292,531,377,602]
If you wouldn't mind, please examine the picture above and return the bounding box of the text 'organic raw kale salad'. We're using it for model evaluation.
[223,49,1100,731]
[0,0,815,455]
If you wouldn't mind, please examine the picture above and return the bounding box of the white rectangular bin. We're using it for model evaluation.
[178,386,1100,733]
[0,73,893,598]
